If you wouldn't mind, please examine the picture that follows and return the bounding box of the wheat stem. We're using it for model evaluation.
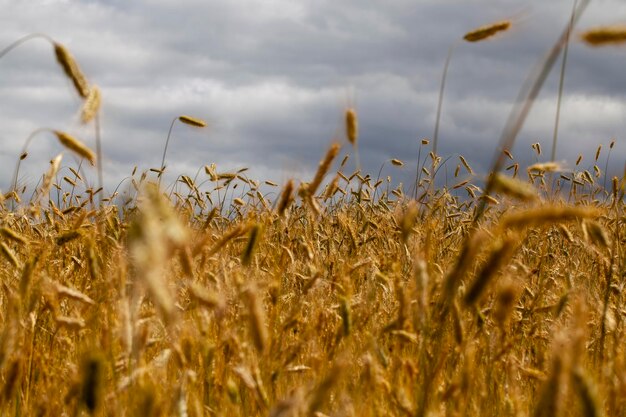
[159,115,206,187]
[551,0,578,164]
[0,33,54,60]
[473,0,590,226]
[433,44,456,160]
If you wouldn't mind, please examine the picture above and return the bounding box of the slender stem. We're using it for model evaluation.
[0,33,54,61]
[603,144,613,195]
[24,314,38,410]
[220,180,234,217]
[434,155,454,183]
[551,0,578,163]
[473,0,590,226]
[68,159,84,207]
[433,43,457,158]
[55,169,61,209]
[414,141,423,199]
[110,176,133,202]
[430,44,457,202]
[416,150,431,199]
[11,128,50,201]
[158,117,178,187]
[167,174,184,199]
[28,176,44,206]
[192,165,205,186]
[215,177,222,216]
[373,161,389,202]
[599,252,615,364]
[95,112,104,206]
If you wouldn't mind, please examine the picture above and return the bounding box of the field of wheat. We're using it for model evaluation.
[1,5,626,417]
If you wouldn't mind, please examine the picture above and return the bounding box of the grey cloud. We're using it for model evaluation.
[0,0,624,201]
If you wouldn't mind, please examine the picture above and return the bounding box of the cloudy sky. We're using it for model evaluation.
[1,0,624,201]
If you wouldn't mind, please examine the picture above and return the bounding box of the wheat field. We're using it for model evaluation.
[1,11,626,417]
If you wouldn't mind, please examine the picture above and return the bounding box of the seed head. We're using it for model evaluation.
[464,20,511,42]
[81,85,101,123]
[345,108,358,146]
[492,173,539,202]
[277,179,295,217]
[308,143,341,197]
[54,43,89,98]
[54,131,96,165]
[178,115,207,128]
[580,25,626,46]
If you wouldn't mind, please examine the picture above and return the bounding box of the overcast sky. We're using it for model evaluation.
[1,0,624,202]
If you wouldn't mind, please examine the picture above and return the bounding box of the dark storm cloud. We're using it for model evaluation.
[0,0,624,199]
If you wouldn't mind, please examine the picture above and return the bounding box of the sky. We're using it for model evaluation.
[0,0,624,203]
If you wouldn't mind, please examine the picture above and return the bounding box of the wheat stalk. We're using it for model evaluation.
[432,18,511,187]
[158,115,207,186]
[551,0,578,168]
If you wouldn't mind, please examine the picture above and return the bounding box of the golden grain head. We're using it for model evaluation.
[242,223,262,266]
[38,153,63,202]
[308,143,341,197]
[527,162,563,173]
[178,115,207,128]
[54,131,96,165]
[81,84,101,123]
[0,227,28,245]
[0,241,19,268]
[452,179,470,190]
[576,154,583,165]
[459,155,473,174]
[277,179,295,216]
[463,20,511,42]
[56,230,82,246]
[345,108,358,146]
[323,175,340,200]
[582,220,610,250]
[580,25,626,46]
[243,286,268,353]
[492,173,539,202]
[53,42,90,98]
[482,194,499,205]
[532,143,542,155]
[501,205,600,229]
[464,236,517,306]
